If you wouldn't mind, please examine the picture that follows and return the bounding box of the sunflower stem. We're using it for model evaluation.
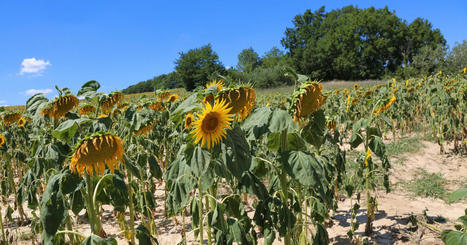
[205,195,212,245]
[198,181,204,245]
[127,172,136,244]
[0,200,5,243]
[279,129,292,245]
[85,174,103,236]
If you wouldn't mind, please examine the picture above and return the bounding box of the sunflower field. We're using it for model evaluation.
[0,69,466,245]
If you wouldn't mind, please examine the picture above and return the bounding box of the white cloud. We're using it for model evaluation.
[24,88,53,96]
[0,100,7,106]
[20,58,51,75]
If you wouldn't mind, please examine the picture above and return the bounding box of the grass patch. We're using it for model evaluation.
[386,136,424,161]
[404,169,447,199]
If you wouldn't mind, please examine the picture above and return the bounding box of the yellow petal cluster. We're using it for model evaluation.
[167,94,179,103]
[364,148,371,167]
[374,95,396,115]
[70,134,124,177]
[18,117,26,128]
[205,80,224,92]
[135,124,153,136]
[293,82,326,122]
[218,87,256,121]
[79,105,96,115]
[3,113,21,126]
[184,112,194,129]
[51,96,79,120]
[191,99,233,149]
[102,92,123,114]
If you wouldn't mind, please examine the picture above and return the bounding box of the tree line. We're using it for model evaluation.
[122,5,466,94]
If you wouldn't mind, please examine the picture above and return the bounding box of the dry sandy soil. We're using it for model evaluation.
[2,140,466,245]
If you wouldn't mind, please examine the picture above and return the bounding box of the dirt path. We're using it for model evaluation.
[328,140,467,244]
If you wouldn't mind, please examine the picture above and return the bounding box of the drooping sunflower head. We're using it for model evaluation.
[135,124,153,136]
[3,112,22,126]
[350,97,360,106]
[292,81,326,123]
[51,95,79,120]
[79,105,96,115]
[101,92,123,114]
[157,91,171,101]
[326,119,336,130]
[184,112,194,129]
[0,134,5,147]
[191,99,233,149]
[205,80,224,92]
[167,94,179,103]
[70,134,124,177]
[148,102,164,112]
[373,95,396,115]
[18,117,26,128]
[217,86,255,121]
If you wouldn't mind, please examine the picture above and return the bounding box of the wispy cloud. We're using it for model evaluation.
[20,58,51,75]
[23,88,53,96]
[0,100,7,106]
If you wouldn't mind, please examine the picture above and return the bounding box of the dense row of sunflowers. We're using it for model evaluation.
[0,69,465,245]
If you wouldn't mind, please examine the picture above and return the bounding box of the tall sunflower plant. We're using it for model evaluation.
[239,79,346,244]
[165,81,266,244]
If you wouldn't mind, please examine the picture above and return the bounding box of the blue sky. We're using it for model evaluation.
[1,0,465,106]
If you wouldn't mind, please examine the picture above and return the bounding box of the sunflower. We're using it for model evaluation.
[346,95,351,113]
[0,134,5,147]
[374,95,396,115]
[364,148,371,167]
[148,102,164,112]
[350,97,360,106]
[135,124,153,136]
[184,112,194,129]
[102,92,123,114]
[205,80,224,92]
[158,91,171,101]
[344,89,350,96]
[354,84,360,90]
[51,95,79,120]
[79,105,96,115]
[167,94,179,103]
[3,113,21,126]
[70,134,124,177]
[218,86,256,121]
[18,117,26,128]
[326,119,336,130]
[292,81,326,122]
[98,114,108,118]
[191,99,233,149]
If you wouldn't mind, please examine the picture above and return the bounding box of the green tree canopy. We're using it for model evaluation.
[175,44,225,90]
[237,47,260,72]
[281,5,446,80]
[446,41,467,73]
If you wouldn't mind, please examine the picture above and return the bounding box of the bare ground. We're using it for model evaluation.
[2,140,466,245]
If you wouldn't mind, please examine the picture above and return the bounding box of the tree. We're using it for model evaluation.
[281,5,446,80]
[446,41,467,73]
[409,44,447,75]
[261,47,292,68]
[237,48,260,72]
[175,44,225,91]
